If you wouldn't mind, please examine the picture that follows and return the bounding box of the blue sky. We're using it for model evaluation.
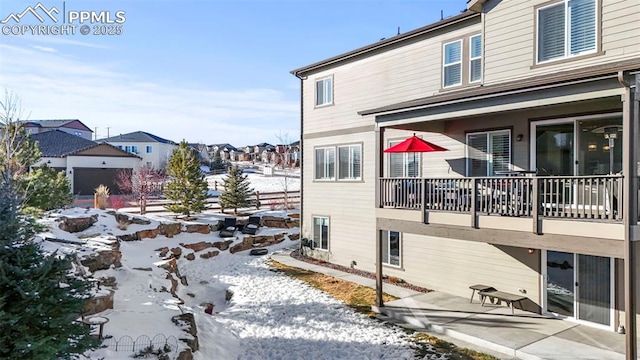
[0,0,467,146]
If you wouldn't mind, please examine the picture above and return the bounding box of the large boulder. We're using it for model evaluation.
[80,250,122,272]
[159,222,182,238]
[261,216,299,229]
[138,228,161,239]
[84,289,114,316]
[58,215,98,233]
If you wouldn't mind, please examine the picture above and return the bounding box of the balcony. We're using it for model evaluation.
[380,175,623,222]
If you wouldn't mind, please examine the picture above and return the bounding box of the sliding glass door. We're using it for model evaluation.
[544,251,612,327]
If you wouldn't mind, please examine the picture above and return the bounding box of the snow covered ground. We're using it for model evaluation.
[33,206,437,360]
[207,172,300,194]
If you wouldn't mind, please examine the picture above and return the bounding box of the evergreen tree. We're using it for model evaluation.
[219,165,253,215]
[0,91,98,358]
[23,164,73,212]
[211,150,226,170]
[164,140,209,217]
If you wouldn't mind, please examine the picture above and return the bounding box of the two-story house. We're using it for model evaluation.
[99,131,178,170]
[292,0,640,349]
[22,119,93,140]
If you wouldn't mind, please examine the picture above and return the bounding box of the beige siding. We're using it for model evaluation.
[302,132,377,270]
[382,234,540,305]
[483,0,640,84]
[303,21,482,135]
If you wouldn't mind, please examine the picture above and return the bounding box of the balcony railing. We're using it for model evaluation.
[380,175,623,222]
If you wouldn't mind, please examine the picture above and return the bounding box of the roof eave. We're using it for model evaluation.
[467,0,486,12]
[290,11,479,77]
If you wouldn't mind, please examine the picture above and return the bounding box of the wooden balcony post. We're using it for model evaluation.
[470,179,478,228]
[420,178,426,223]
[532,177,541,234]
[622,73,637,360]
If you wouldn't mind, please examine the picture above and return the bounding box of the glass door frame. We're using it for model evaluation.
[529,112,623,176]
[540,250,615,331]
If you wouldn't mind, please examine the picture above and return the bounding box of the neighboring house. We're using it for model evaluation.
[22,119,93,140]
[188,143,211,165]
[292,0,640,339]
[32,130,140,195]
[229,149,246,162]
[208,143,237,161]
[99,131,177,170]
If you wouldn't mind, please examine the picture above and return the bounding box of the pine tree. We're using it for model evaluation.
[0,91,98,358]
[219,165,253,215]
[211,150,226,170]
[164,140,209,217]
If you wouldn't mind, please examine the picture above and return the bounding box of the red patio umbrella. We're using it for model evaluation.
[384,134,448,153]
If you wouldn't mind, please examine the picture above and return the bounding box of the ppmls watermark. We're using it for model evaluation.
[1,2,126,36]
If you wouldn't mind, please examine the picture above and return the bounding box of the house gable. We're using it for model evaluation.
[74,143,141,158]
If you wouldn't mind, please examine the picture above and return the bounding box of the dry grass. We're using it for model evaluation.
[269,259,500,360]
[268,260,396,315]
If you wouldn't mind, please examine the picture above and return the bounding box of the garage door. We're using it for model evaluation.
[73,168,128,195]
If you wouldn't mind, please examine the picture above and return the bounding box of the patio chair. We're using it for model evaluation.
[242,216,261,235]
[219,217,238,238]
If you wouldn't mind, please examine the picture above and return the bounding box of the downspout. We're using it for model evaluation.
[294,72,306,253]
[617,70,637,360]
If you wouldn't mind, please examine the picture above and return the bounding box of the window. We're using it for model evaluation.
[74,131,82,136]
[131,145,138,153]
[314,147,335,180]
[338,144,361,180]
[146,161,152,167]
[116,145,123,150]
[315,77,333,106]
[443,40,462,88]
[382,231,401,267]
[124,145,132,153]
[537,0,597,63]
[146,146,152,153]
[467,130,511,176]
[469,35,482,83]
[312,216,329,250]
[388,140,419,178]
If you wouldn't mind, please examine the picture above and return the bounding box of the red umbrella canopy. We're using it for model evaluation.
[384,135,448,153]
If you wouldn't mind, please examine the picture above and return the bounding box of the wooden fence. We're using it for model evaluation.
[118,190,300,214]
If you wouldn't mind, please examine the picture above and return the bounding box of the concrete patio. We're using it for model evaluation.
[271,250,633,360]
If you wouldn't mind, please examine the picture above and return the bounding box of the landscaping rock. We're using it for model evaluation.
[199,250,219,259]
[80,250,122,272]
[138,228,160,239]
[261,216,298,229]
[58,215,98,233]
[159,222,182,237]
[84,289,114,316]
[184,224,211,234]
[171,313,198,354]
[185,253,195,261]
[289,233,300,240]
[181,241,212,253]
[212,240,233,251]
[171,247,182,258]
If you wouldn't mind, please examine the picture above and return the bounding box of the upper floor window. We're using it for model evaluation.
[442,34,482,89]
[388,140,419,178]
[443,40,462,87]
[74,131,82,136]
[469,35,482,83]
[315,77,333,106]
[466,130,511,177]
[337,144,362,180]
[314,147,335,180]
[146,145,152,153]
[537,0,597,64]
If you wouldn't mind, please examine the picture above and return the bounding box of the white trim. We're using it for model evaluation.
[541,250,615,331]
[536,0,598,65]
[312,215,330,251]
[443,39,463,88]
[381,230,402,268]
[337,144,363,181]
[469,34,482,83]
[313,146,336,181]
[315,76,334,107]
[529,112,623,175]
